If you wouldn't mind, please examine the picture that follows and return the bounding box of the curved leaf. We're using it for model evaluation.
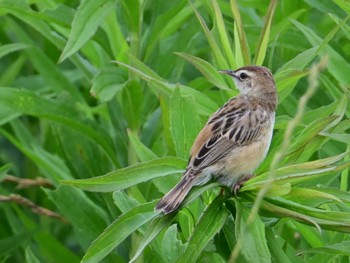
[175,196,229,263]
[234,200,271,263]
[0,88,117,165]
[59,0,117,62]
[82,201,159,263]
[62,157,186,192]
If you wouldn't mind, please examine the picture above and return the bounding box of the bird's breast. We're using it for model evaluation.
[214,114,274,187]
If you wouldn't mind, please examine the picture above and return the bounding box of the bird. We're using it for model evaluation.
[156,65,278,214]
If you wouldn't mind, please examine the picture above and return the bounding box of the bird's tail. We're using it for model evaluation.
[155,176,195,214]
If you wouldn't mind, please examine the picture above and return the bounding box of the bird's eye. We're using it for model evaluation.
[240,72,248,79]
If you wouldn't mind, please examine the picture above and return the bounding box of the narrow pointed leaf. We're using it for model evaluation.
[0,43,27,59]
[191,4,228,69]
[253,0,278,65]
[243,153,350,192]
[234,200,271,263]
[230,0,250,65]
[82,201,159,263]
[302,241,350,256]
[212,0,236,68]
[288,115,339,154]
[0,88,116,164]
[175,196,229,263]
[175,52,230,90]
[130,214,176,263]
[293,18,350,84]
[113,61,219,116]
[170,87,202,158]
[62,157,186,192]
[60,0,117,62]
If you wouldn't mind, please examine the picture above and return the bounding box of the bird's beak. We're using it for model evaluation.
[219,70,237,78]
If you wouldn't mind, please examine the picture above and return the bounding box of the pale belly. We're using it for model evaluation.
[213,120,274,188]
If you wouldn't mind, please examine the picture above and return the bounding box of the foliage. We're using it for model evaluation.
[0,0,350,262]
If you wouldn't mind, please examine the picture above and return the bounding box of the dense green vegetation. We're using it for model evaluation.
[0,0,350,262]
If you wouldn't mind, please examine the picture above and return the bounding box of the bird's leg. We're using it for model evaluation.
[232,174,254,196]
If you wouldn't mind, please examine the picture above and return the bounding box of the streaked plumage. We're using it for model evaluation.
[156,65,278,214]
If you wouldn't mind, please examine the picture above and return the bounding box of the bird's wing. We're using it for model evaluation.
[189,98,269,170]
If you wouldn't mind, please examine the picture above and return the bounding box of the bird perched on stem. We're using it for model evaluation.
[156,65,278,214]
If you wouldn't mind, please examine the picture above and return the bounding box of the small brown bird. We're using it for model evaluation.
[156,65,277,214]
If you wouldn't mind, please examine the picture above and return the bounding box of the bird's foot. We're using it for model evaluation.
[232,174,254,196]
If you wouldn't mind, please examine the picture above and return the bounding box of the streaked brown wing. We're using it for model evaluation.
[188,99,268,170]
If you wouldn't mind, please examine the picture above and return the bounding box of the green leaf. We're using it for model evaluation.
[256,198,322,231]
[143,1,189,61]
[3,205,80,263]
[0,43,27,59]
[230,0,250,66]
[266,229,292,263]
[277,47,318,73]
[0,230,36,256]
[270,9,305,40]
[25,247,41,263]
[302,241,350,256]
[0,1,67,51]
[59,0,117,62]
[62,157,186,192]
[122,80,143,130]
[275,69,309,103]
[262,197,350,233]
[291,221,325,248]
[90,66,126,102]
[301,100,338,126]
[293,18,350,84]
[113,191,140,214]
[211,0,236,68]
[234,200,271,263]
[0,54,26,86]
[46,186,109,248]
[175,196,229,263]
[163,225,187,263]
[0,164,12,181]
[127,129,158,162]
[253,0,278,65]
[0,88,117,165]
[177,209,195,241]
[175,52,230,90]
[130,214,176,263]
[113,60,219,116]
[284,187,341,205]
[81,201,159,263]
[242,152,349,191]
[101,11,129,62]
[191,3,229,69]
[7,19,84,101]
[170,87,202,158]
[287,115,339,154]
[181,182,219,209]
[320,132,350,144]
[3,118,76,182]
[334,0,350,13]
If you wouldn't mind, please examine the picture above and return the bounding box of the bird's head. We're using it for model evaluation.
[219,65,276,96]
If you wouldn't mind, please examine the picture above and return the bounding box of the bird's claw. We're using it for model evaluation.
[232,174,254,196]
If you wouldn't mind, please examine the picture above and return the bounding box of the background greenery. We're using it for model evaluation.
[0,0,350,262]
